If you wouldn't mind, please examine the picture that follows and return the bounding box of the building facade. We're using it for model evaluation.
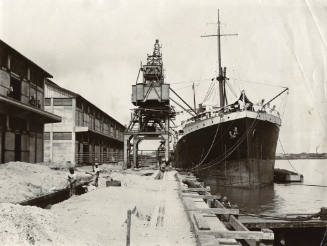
[0,40,61,163]
[44,80,125,165]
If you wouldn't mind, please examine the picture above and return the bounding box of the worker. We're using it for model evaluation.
[160,160,166,172]
[93,163,100,187]
[67,167,77,197]
[238,98,245,111]
[7,85,14,97]
[221,196,231,208]
[159,160,166,179]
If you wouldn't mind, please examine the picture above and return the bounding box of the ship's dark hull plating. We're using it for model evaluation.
[175,117,280,187]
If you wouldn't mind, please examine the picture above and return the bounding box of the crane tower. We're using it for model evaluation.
[124,39,176,168]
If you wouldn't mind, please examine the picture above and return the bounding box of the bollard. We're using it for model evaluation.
[126,209,131,246]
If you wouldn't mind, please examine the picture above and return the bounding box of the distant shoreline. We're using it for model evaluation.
[275,153,327,160]
[275,157,327,160]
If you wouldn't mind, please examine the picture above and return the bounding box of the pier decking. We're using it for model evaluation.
[178,173,274,246]
[178,171,327,246]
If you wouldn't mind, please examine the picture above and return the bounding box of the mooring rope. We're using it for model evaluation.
[278,138,298,173]
[184,86,289,172]
[320,227,327,246]
[193,110,261,171]
[189,117,221,171]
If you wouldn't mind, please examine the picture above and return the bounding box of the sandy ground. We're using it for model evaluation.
[0,164,196,245]
[0,162,92,203]
[51,169,196,246]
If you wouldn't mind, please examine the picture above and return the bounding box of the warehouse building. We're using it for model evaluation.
[0,40,61,163]
[44,80,125,165]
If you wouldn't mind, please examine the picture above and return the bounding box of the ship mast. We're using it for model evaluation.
[217,9,224,108]
[201,9,238,108]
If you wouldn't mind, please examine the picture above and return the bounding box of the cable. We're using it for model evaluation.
[280,90,289,119]
[174,83,200,91]
[278,138,298,173]
[181,87,289,173]
[225,80,238,99]
[190,112,260,171]
[198,109,261,171]
[202,81,215,103]
[170,77,212,85]
[320,227,327,246]
[229,77,288,89]
[189,117,221,170]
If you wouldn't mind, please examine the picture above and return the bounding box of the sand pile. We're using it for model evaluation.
[0,162,92,203]
[0,203,89,246]
[0,203,63,245]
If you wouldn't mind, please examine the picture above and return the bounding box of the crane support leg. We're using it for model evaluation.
[123,134,131,169]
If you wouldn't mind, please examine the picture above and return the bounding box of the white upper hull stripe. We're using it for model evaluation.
[182,111,281,136]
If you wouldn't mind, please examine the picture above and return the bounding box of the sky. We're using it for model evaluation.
[0,0,326,153]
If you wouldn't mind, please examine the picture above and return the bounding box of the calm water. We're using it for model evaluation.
[201,159,327,215]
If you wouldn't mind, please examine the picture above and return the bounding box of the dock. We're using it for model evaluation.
[178,173,274,246]
[178,172,327,246]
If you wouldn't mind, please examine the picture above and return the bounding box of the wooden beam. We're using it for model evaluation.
[229,215,248,231]
[214,200,271,246]
[198,230,274,240]
[182,194,222,199]
[193,214,211,230]
[182,187,210,192]
[184,176,197,179]
[239,216,327,229]
[186,208,239,215]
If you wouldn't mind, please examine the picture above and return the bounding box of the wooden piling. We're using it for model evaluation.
[126,209,131,246]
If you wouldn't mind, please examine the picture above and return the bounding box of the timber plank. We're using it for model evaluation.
[198,230,274,240]
[193,213,211,230]
[186,208,239,215]
[182,194,222,199]
[182,187,210,192]
[239,216,327,229]
[214,196,269,246]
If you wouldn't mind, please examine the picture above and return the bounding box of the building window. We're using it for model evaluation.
[44,132,50,140]
[53,98,72,106]
[53,132,72,140]
[44,98,51,106]
[9,117,26,131]
[8,77,21,101]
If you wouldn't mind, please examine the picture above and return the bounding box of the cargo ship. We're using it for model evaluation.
[174,11,288,187]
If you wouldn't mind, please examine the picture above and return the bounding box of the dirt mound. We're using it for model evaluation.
[0,203,65,245]
[0,162,92,203]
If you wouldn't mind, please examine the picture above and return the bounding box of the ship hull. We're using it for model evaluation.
[175,116,280,187]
